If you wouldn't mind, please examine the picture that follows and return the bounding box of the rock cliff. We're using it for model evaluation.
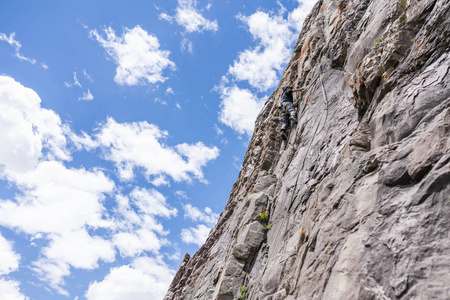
[165,0,450,299]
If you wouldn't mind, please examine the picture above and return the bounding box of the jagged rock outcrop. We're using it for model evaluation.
[165,0,450,299]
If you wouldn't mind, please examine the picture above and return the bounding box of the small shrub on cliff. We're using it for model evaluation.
[259,211,269,223]
[237,286,247,300]
[264,224,273,231]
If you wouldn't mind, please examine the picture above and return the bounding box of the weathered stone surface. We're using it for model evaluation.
[164,0,450,299]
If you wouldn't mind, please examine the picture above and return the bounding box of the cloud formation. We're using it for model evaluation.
[217,2,316,136]
[0,234,20,276]
[0,76,70,174]
[160,0,218,33]
[181,224,211,246]
[218,85,265,136]
[92,117,220,183]
[0,32,37,64]
[0,279,28,300]
[89,26,175,86]
[0,232,27,299]
[228,11,294,91]
[0,76,182,295]
[79,89,94,101]
[183,204,219,227]
[85,256,174,300]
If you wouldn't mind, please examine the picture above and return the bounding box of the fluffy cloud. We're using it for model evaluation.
[0,77,115,293]
[160,0,218,33]
[228,11,295,91]
[94,117,220,183]
[0,76,118,293]
[183,204,219,227]
[0,76,70,174]
[0,234,27,299]
[289,0,318,32]
[85,256,175,300]
[181,224,210,246]
[64,72,82,88]
[0,161,116,294]
[79,89,94,101]
[112,188,177,257]
[181,37,194,53]
[0,279,28,300]
[218,2,316,135]
[218,85,265,136]
[0,32,36,64]
[0,234,20,277]
[89,26,175,86]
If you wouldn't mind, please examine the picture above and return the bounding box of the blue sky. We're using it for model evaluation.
[0,1,315,299]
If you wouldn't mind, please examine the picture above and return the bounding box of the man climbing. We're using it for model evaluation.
[278,85,304,140]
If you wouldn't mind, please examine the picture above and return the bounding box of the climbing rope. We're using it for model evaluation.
[247,67,330,300]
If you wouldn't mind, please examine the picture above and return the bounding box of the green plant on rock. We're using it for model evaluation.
[237,286,247,300]
[259,211,269,224]
[373,36,383,49]
[264,224,273,231]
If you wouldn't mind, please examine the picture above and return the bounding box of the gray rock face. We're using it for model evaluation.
[164,0,450,299]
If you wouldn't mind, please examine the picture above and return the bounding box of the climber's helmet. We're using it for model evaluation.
[282,85,292,92]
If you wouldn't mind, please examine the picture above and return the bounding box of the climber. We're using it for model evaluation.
[278,85,304,140]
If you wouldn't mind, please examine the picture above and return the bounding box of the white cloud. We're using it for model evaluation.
[150,175,170,186]
[165,87,174,95]
[64,72,82,88]
[217,2,316,136]
[41,63,49,70]
[214,124,224,135]
[85,256,175,300]
[113,230,163,257]
[233,156,242,170]
[158,13,173,23]
[160,0,218,33]
[131,188,177,219]
[181,224,210,246]
[0,32,36,64]
[0,161,116,293]
[183,204,219,226]
[79,89,94,101]
[0,234,27,299]
[288,0,317,32]
[94,117,219,183]
[89,26,175,86]
[0,76,182,296]
[83,70,94,82]
[228,11,295,91]
[0,279,29,300]
[175,190,189,200]
[0,76,70,174]
[154,97,168,105]
[176,102,182,110]
[112,188,176,257]
[218,85,265,136]
[181,38,193,54]
[166,251,181,261]
[68,130,98,151]
[0,234,20,275]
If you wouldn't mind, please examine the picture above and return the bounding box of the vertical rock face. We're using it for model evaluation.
[165,0,450,299]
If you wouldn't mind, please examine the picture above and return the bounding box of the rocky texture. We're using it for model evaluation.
[165,0,450,299]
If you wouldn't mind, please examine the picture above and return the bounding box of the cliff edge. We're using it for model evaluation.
[165,0,450,299]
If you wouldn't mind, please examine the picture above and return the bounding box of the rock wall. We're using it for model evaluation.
[165,0,450,299]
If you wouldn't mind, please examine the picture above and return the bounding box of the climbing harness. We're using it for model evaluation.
[247,66,331,300]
